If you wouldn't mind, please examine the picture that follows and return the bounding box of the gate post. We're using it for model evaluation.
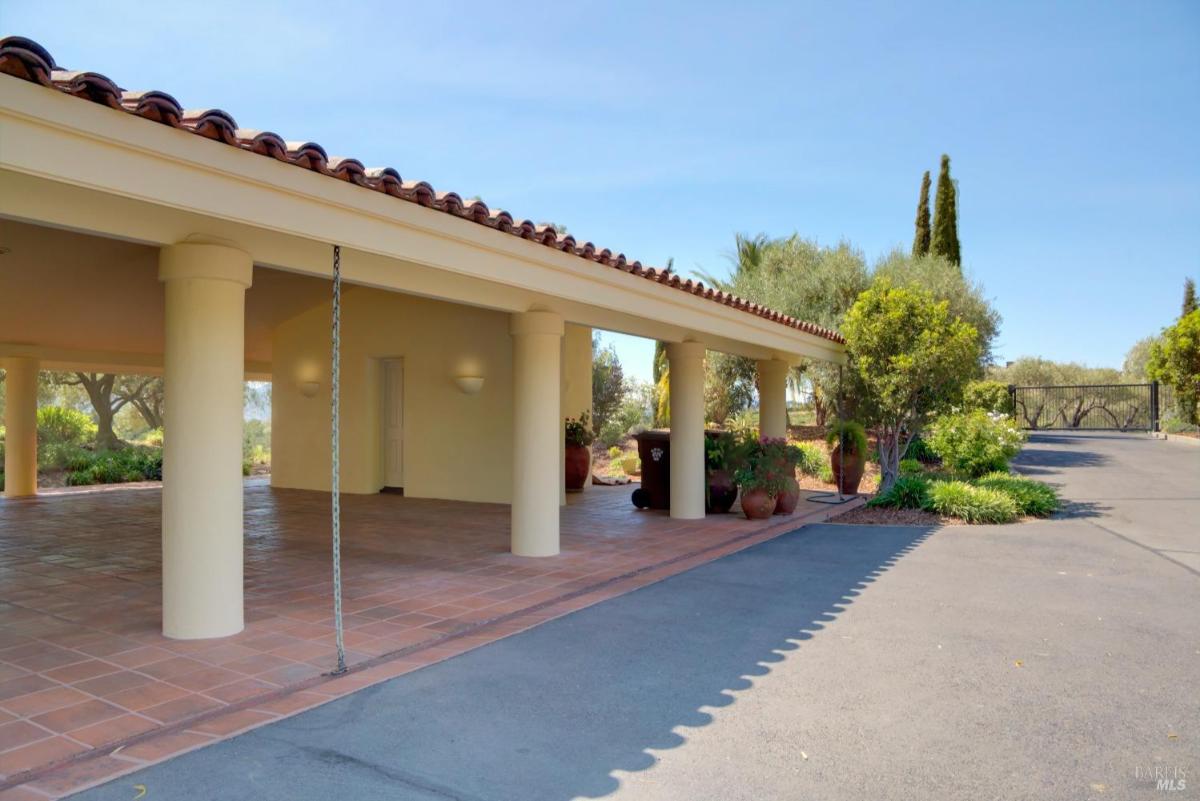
[1150,380,1160,433]
[1007,384,1017,419]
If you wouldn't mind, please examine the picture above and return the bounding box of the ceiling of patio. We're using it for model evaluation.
[0,218,333,367]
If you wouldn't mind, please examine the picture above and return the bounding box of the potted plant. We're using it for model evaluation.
[732,436,787,520]
[704,429,740,514]
[826,420,868,495]
[564,411,594,491]
[762,438,803,515]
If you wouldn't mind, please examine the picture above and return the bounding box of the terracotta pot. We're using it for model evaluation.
[706,469,738,514]
[565,443,590,491]
[829,445,865,494]
[774,476,800,515]
[740,487,776,520]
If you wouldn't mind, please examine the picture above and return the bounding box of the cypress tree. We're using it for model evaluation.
[1183,277,1198,317]
[912,171,931,257]
[930,154,961,267]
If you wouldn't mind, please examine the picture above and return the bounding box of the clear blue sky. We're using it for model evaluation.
[7,1,1197,383]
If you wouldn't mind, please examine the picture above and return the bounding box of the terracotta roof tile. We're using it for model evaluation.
[0,35,844,345]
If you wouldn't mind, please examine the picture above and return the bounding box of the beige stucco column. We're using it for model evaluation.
[561,323,594,503]
[159,241,252,639]
[667,341,706,520]
[757,359,790,440]
[2,356,39,498]
[511,310,564,556]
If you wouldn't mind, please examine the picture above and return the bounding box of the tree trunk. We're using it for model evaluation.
[73,373,127,450]
[877,428,901,492]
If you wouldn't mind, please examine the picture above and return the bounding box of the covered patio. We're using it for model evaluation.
[0,35,856,795]
[0,483,855,792]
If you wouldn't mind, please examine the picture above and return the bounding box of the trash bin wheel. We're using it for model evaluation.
[631,487,650,509]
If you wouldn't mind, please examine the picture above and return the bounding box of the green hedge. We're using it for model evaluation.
[926,480,1019,524]
[867,475,931,509]
[65,447,163,486]
[974,472,1060,517]
[868,469,1057,524]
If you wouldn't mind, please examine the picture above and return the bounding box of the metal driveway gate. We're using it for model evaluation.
[1009,382,1161,432]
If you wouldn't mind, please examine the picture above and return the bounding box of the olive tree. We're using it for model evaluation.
[842,280,981,489]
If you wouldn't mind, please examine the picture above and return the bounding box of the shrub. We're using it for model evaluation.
[36,406,96,447]
[963,380,1012,415]
[904,435,938,463]
[620,454,641,474]
[926,480,1019,523]
[867,474,930,509]
[974,472,1060,517]
[927,410,1025,478]
[899,458,924,476]
[607,445,622,459]
[64,447,162,486]
[38,442,91,471]
[793,442,826,477]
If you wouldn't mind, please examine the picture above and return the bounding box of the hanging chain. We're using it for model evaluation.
[330,244,347,675]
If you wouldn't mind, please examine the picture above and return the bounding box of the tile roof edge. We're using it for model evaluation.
[0,35,844,346]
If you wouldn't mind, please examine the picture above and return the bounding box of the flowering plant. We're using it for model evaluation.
[732,436,795,495]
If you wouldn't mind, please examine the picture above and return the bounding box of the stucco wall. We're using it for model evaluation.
[272,287,514,502]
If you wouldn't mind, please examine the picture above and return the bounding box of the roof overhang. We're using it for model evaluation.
[0,75,845,365]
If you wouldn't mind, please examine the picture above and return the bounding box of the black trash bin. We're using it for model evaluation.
[631,430,671,509]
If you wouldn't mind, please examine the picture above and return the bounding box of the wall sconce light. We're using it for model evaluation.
[455,376,484,395]
[299,381,321,398]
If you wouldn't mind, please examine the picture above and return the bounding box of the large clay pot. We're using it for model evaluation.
[829,445,865,494]
[774,476,800,515]
[740,488,776,520]
[565,444,591,491]
[707,469,738,514]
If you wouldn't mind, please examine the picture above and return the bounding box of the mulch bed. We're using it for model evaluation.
[830,504,959,526]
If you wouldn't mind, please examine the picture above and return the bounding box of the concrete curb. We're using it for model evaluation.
[1152,432,1200,447]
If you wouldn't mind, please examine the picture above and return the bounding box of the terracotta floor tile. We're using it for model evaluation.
[0,676,53,704]
[0,664,30,684]
[0,735,88,776]
[139,694,222,725]
[0,687,90,719]
[0,720,53,753]
[0,645,86,674]
[247,690,327,717]
[105,681,188,712]
[202,677,276,705]
[133,656,209,682]
[42,659,119,685]
[30,699,124,734]
[65,712,160,748]
[0,482,855,787]
[217,652,293,676]
[255,661,324,687]
[165,665,244,693]
[105,646,173,669]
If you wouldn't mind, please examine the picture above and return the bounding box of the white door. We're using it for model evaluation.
[383,359,404,488]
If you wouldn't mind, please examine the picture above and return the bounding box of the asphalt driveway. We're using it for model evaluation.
[74,432,1199,800]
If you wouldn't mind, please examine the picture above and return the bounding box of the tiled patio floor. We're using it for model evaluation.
[0,483,859,798]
